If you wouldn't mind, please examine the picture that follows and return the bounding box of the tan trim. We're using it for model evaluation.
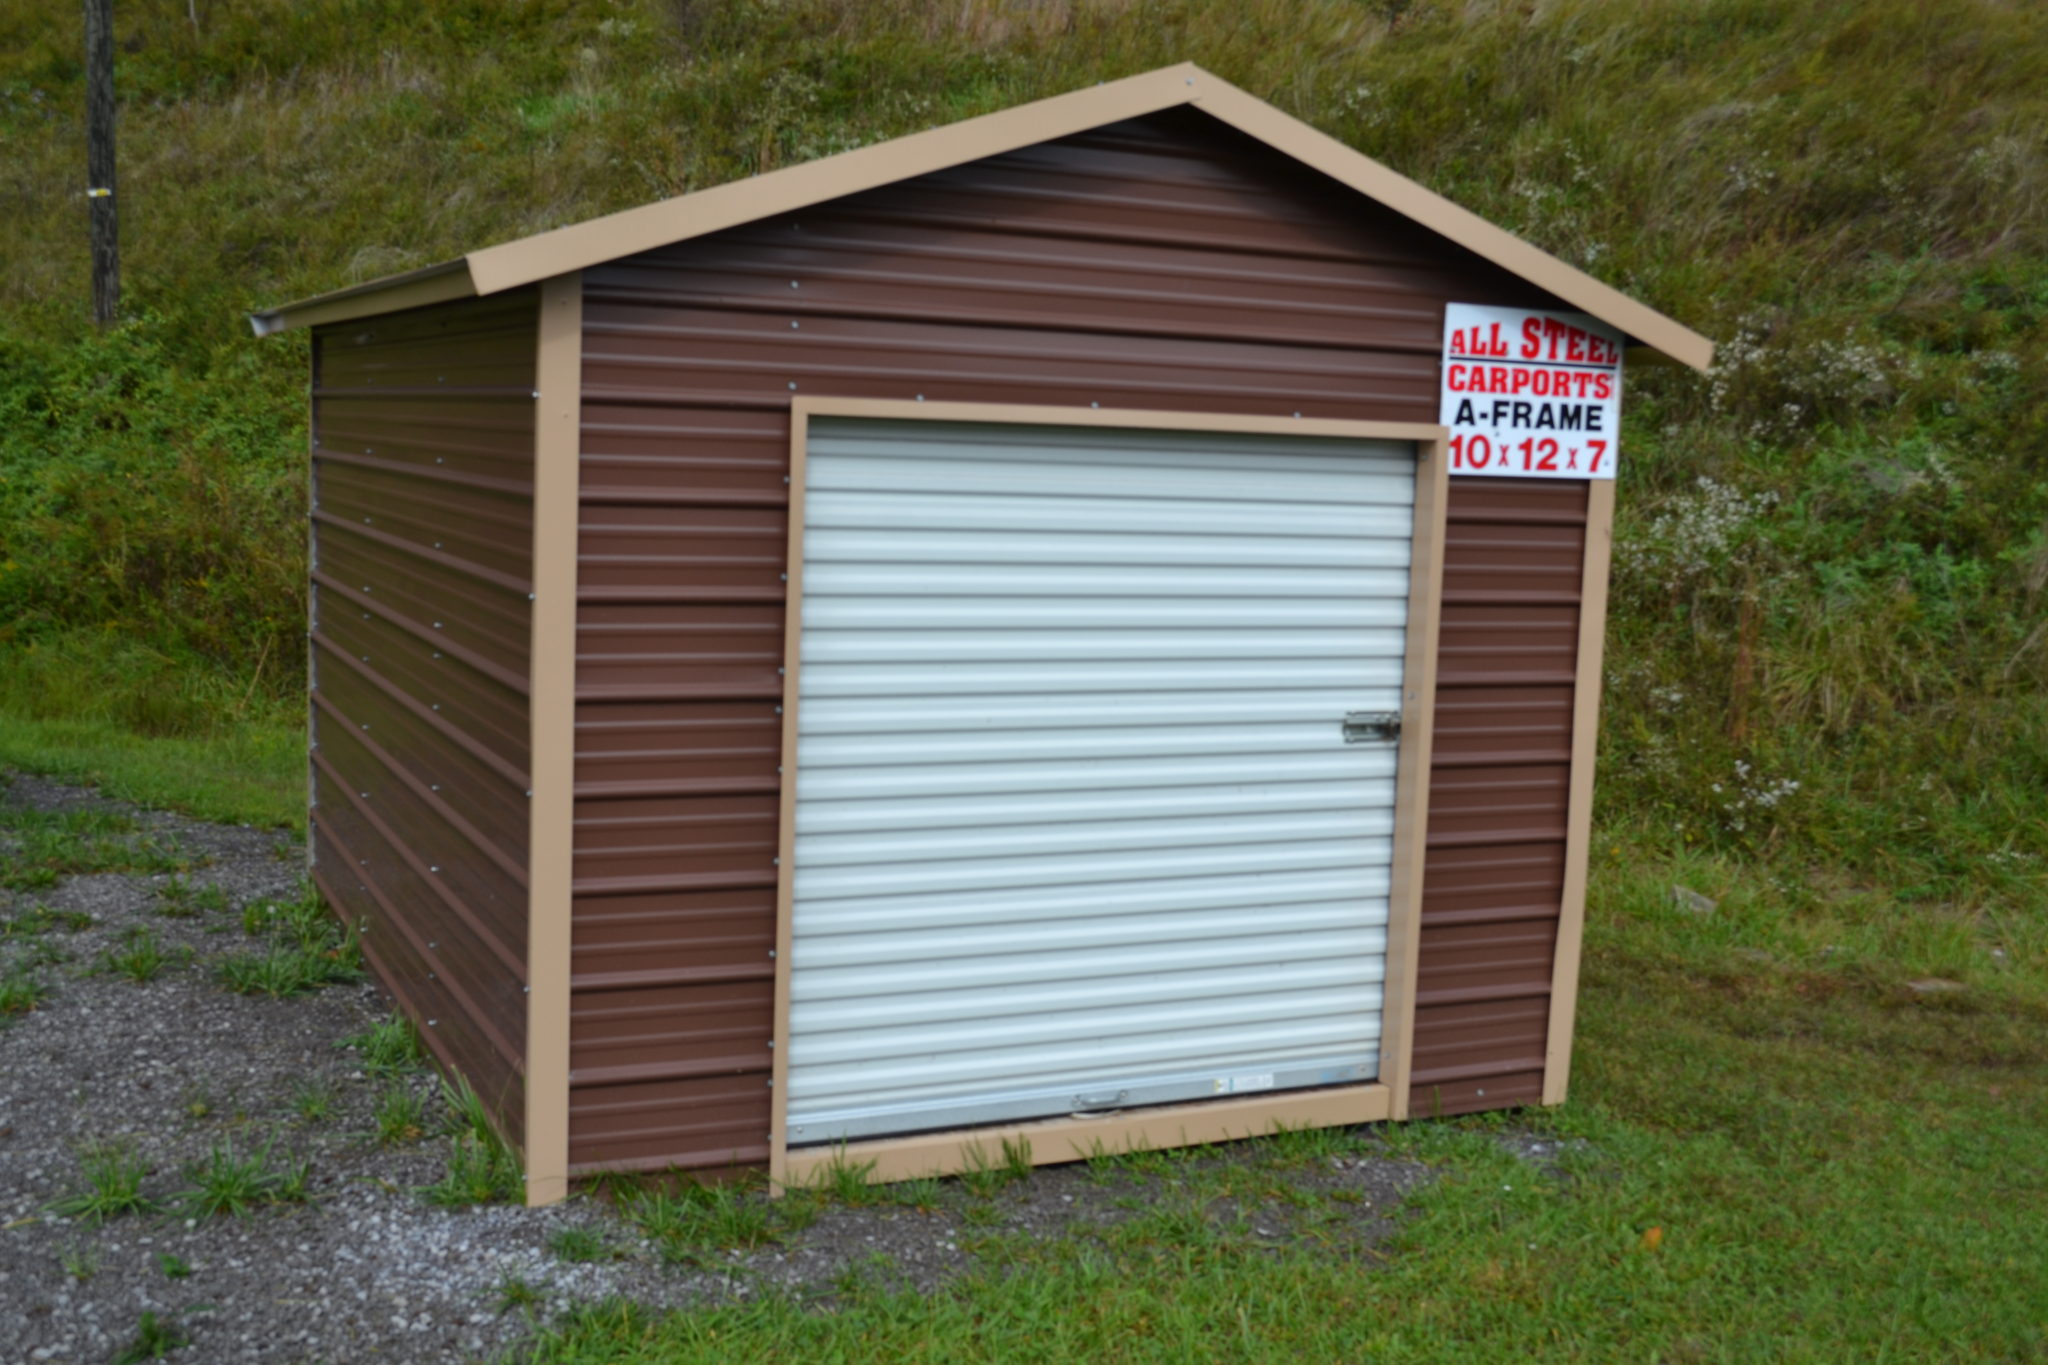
[793,395,1445,445]
[1541,478,1615,1106]
[786,1085,1391,1188]
[767,404,812,1194]
[769,396,1441,1189]
[249,66,1711,370]
[1378,433,1447,1120]
[1186,82,1714,373]
[523,272,583,1206]
[249,260,474,337]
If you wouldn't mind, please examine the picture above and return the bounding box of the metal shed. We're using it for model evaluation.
[254,63,1712,1205]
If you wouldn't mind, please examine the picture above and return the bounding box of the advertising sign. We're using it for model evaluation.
[1439,304,1623,479]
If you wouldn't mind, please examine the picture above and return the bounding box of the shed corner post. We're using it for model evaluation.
[1380,428,1448,1123]
[525,271,584,1206]
[1542,476,1616,1107]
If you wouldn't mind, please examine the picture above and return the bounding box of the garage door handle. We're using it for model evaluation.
[1342,711,1401,743]
[1072,1089,1129,1111]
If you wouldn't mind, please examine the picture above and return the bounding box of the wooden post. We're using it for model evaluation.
[84,0,118,326]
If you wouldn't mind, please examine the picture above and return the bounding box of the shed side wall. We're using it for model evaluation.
[568,109,1582,1172]
[310,289,538,1143]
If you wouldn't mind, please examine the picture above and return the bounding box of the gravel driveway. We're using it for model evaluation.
[1,771,1435,1364]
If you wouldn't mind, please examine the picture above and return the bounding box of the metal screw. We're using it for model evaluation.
[767,949,776,959]
[1091,401,1100,408]
[788,381,797,390]
[789,280,799,289]
[791,321,799,329]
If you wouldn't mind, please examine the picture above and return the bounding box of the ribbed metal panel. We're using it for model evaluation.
[567,108,1582,1170]
[1407,477,1587,1115]
[310,290,537,1143]
[782,419,1413,1142]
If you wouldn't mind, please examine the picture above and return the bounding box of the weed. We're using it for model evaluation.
[111,1311,188,1364]
[48,1142,156,1222]
[804,1151,884,1206]
[629,1182,777,1263]
[345,1013,425,1077]
[374,1084,428,1145]
[181,1085,215,1121]
[958,1138,1031,1199]
[1260,1122,1365,1168]
[156,875,229,918]
[290,1077,336,1123]
[421,1080,521,1206]
[546,1225,615,1263]
[156,1252,191,1279]
[892,1177,945,1213]
[494,1273,544,1314]
[175,1135,311,1218]
[0,807,195,892]
[960,1201,1005,1229]
[59,1242,100,1281]
[0,971,49,1017]
[215,940,361,997]
[98,927,172,984]
[423,1133,523,1207]
[1,904,93,936]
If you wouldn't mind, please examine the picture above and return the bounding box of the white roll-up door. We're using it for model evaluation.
[785,418,1417,1144]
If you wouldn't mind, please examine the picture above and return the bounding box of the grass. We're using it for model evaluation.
[345,1012,426,1077]
[3,904,95,935]
[155,875,229,918]
[97,926,175,984]
[289,1077,337,1123]
[627,1182,779,1266]
[494,1273,545,1315]
[511,854,2048,1363]
[47,1142,157,1223]
[421,1079,523,1207]
[175,1135,312,1218]
[215,886,361,997]
[0,971,49,1017]
[111,1311,188,1364]
[156,1252,191,1280]
[0,804,197,891]
[374,1083,428,1146]
[547,1225,618,1264]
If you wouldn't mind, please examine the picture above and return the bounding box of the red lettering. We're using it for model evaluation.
[1594,374,1614,400]
[1520,317,1542,359]
[1566,329,1585,362]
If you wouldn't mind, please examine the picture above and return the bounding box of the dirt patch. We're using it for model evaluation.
[1,772,1435,1363]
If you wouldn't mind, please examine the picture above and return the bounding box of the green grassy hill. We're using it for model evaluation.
[3,4,2047,1357]
[7,0,2043,893]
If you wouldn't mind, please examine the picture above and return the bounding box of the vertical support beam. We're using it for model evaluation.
[1542,478,1615,1105]
[83,0,118,326]
[1380,435,1447,1121]
[525,271,583,1205]
[767,403,812,1194]
[305,333,323,884]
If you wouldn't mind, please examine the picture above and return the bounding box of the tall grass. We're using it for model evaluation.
[0,0,2043,917]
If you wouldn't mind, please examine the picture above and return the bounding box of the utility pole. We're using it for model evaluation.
[84,0,118,326]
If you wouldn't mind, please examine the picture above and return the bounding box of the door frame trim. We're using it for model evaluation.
[769,397,1448,1190]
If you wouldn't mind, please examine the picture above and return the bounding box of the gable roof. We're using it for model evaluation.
[250,62,1712,371]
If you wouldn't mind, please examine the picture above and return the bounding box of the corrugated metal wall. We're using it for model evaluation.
[310,289,538,1143]
[569,108,1581,1171]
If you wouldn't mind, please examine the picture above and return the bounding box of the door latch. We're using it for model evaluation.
[1342,711,1401,743]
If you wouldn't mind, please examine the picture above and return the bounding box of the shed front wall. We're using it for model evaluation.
[567,108,1592,1172]
[310,289,539,1144]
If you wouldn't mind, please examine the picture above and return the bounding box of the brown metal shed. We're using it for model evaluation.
[255,63,1710,1205]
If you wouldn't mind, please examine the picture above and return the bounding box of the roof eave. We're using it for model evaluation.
[247,257,477,337]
